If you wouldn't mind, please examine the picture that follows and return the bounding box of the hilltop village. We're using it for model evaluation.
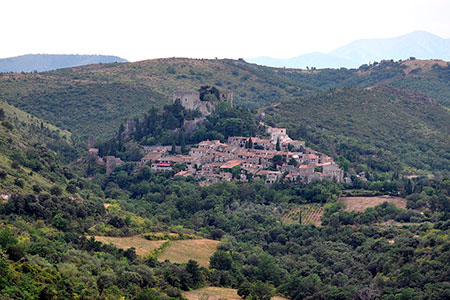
[89,127,344,186]
[139,127,344,186]
[88,89,345,186]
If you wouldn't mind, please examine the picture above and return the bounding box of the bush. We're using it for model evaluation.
[50,185,63,196]
[14,178,24,188]
[2,121,13,130]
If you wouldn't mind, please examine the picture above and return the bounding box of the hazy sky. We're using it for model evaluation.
[1,0,449,61]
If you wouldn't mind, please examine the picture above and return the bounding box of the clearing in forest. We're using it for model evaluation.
[92,235,166,256]
[184,287,288,300]
[338,195,407,212]
[282,204,324,226]
[157,239,220,268]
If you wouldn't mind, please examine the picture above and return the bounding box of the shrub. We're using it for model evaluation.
[50,185,63,196]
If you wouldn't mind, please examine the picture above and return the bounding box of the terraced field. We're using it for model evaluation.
[282,204,324,226]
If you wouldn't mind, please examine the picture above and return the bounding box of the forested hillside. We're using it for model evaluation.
[264,85,450,174]
[0,101,78,193]
[0,58,449,139]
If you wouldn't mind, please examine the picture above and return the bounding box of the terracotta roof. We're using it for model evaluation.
[142,152,162,161]
[156,163,171,167]
[220,160,242,169]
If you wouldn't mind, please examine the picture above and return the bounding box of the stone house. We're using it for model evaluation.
[106,156,123,175]
[227,136,249,148]
[151,162,172,172]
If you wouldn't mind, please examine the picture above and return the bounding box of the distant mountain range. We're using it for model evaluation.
[248,31,450,69]
[0,54,128,72]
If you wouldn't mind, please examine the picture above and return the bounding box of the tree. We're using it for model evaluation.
[210,250,232,270]
[52,213,69,230]
[180,131,187,154]
[6,244,25,261]
[124,247,137,262]
[186,260,203,287]
[276,138,280,151]
[133,288,162,300]
[288,158,298,167]
[171,140,176,154]
[0,227,17,249]
[50,185,63,196]
[0,108,5,121]
[97,271,115,296]
[238,281,252,299]
[249,281,272,300]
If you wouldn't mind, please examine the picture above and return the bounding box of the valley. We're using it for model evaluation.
[0,57,448,300]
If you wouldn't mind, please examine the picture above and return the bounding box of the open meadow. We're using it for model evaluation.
[338,195,407,212]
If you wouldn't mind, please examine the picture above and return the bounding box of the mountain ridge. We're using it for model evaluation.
[0,54,128,73]
[248,31,450,69]
[0,57,448,139]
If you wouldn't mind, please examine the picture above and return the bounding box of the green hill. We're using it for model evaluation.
[0,61,449,300]
[0,58,448,139]
[264,85,450,173]
[0,100,77,193]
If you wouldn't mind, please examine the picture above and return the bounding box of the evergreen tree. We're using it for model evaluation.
[171,140,176,154]
[180,131,187,154]
[276,138,280,151]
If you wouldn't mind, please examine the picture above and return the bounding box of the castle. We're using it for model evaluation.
[173,90,233,116]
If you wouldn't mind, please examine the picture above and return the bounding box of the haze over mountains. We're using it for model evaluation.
[0,54,127,73]
[248,31,450,69]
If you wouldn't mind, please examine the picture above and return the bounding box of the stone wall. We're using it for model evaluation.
[173,90,233,116]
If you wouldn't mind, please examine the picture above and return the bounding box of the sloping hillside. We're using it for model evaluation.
[0,58,448,139]
[0,100,76,193]
[0,58,315,138]
[264,85,450,173]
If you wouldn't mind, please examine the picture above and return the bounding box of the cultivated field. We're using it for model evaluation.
[184,287,288,300]
[338,196,407,212]
[92,236,166,256]
[158,239,220,268]
[282,204,323,226]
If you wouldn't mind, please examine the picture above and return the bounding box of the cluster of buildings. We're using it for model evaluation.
[138,127,344,186]
[86,90,344,185]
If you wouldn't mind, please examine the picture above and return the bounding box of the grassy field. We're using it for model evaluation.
[92,236,166,256]
[91,236,219,267]
[338,195,407,212]
[158,239,220,268]
[184,287,288,300]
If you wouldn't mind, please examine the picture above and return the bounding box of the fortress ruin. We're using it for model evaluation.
[173,89,233,116]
